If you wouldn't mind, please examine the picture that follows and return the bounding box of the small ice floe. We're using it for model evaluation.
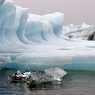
[9,68,67,89]
[9,70,31,83]
[27,67,67,89]
[45,67,67,82]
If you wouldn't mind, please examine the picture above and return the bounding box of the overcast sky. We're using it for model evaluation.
[13,0,95,25]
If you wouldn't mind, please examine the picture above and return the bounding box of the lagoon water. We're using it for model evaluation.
[0,70,95,95]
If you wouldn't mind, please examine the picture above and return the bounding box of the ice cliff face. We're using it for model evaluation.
[0,0,95,53]
[0,0,65,51]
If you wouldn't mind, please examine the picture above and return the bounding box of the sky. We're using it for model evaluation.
[13,0,95,25]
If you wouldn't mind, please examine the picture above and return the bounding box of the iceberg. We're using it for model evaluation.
[0,0,95,71]
[45,67,67,81]
[64,23,95,41]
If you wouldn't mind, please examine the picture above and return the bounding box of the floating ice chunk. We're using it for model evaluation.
[22,72,31,78]
[81,22,91,28]
[64,23,95,40]
[45,67,67,81]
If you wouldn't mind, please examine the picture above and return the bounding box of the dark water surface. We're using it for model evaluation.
[0,70,95,95]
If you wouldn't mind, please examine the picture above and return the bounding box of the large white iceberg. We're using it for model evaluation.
[0,0,95,71]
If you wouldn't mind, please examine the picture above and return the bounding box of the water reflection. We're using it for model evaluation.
[0,70,95,95]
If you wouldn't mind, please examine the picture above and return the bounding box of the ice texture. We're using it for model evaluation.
[1,1,95,71]
[0,1,64,48]
[45,67,67,81]
[64,23,95,40]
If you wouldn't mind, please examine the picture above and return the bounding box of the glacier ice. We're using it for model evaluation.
[45,67,67,81]
[0,1,65,47]
[63,23,95,41]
